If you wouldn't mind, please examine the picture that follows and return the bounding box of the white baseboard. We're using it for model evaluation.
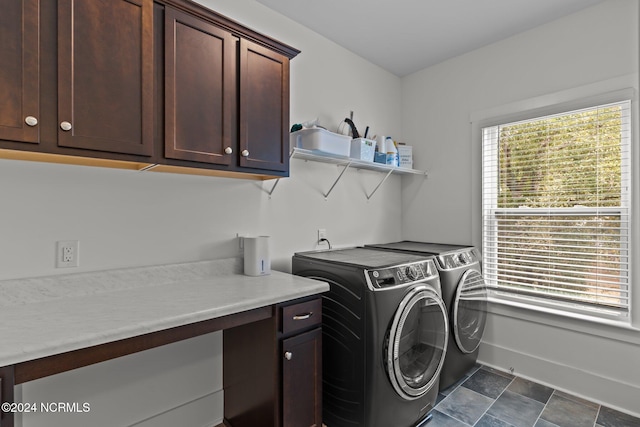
[129,390,224,427]
[478,341,640,418]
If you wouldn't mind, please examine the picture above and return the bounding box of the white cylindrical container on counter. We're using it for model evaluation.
[244,236,271,276]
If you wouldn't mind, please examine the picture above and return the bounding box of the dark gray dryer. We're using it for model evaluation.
[366,241,488,390]
[292,247,448,427]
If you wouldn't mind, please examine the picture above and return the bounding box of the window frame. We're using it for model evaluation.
[471,81,637,330]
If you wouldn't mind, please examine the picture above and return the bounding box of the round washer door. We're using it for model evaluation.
[453,269,488,354]
[386,286,449,400]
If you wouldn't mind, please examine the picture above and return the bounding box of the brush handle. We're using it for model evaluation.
[343,118,360,138]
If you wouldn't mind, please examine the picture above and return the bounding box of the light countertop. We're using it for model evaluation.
[0,258,329,367]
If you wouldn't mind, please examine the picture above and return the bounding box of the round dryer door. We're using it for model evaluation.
[453,269,488,354]
[386,286,448,400]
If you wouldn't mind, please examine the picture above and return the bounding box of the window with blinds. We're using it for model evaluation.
[482,100,631,321]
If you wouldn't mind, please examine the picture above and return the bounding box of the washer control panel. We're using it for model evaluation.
[368,260,438,288]
[436,249,479,270]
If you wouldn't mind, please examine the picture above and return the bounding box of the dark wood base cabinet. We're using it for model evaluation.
[0,299,321,427]
[282,328,322,427]
[0,366,16,427]
[224,297,322,427]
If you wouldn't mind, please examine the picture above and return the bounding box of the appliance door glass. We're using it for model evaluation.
[453,269,488,354]
[387,286,448,400]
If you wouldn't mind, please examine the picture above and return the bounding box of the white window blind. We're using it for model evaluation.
[482,100,631,320]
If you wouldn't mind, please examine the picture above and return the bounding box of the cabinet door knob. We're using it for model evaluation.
[25,116,38,127]
[241,149,249,157]
[60,121,73,131]
[224,147,233,155]
[284,351,293,361]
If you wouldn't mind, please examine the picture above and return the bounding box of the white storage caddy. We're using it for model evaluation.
[290,127,351,157]
[350,138,376,162]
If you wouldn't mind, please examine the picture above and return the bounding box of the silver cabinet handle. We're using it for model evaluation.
[60,121,72,131]
[224,147,233,154]
[284,351,293,360]
[25,116,38,127]
[293,312,313,321]
[241,149,249,157]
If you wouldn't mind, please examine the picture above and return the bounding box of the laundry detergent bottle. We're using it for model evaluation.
[386,137,399,167]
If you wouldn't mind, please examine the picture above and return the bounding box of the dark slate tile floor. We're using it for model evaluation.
[431,365,640,427]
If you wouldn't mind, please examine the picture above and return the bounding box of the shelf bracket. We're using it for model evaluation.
[323,162,352,199]
[138,164,159,172]
[264,150,297,198]
[265,178,281,197]
[365,168,394,200]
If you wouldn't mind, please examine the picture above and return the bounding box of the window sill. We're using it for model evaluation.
[486,296,640,345]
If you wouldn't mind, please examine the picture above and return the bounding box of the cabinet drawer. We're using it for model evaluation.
[281,298,321,335]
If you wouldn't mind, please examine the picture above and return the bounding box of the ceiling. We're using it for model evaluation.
[256,0,605,77]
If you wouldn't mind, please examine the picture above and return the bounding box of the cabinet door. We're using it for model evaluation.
[282,328,322,427]
[239,39,290,173]
[0,0,40,144]
[57,0,153,156]
[164,7,236,165]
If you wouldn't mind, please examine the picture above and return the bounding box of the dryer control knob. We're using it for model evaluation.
[404,265,419,281]
[458,253,469,265]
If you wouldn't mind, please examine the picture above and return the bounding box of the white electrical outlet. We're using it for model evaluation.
[56,240,79,268]
[317,229,327,243]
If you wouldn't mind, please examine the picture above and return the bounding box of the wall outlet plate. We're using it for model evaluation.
[56,240,79,268]
[317,229,327,243]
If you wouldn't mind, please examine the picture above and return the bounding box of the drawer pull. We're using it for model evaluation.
[284,351,293,360]
[281,299,321,334]
[293,312,313,321]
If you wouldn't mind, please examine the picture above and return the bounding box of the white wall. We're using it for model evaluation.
[401,0,640,416]
[6,1,403,426]
[1,0,404,282]
[10,0,640,423]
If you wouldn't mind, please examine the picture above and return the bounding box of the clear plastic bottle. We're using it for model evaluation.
[386,137,399,167]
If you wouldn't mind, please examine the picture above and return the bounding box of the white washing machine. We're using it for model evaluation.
[292,247,449,427]
[366,242,488,390]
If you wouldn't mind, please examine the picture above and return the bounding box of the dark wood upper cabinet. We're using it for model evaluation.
[57,0,154,156]
[163,8,294,176]
[164,7,236,165]
[239,39,289,173]
[0,0,298,179]
[0,0,40,144]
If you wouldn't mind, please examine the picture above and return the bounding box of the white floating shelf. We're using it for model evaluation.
[291,148,427,176]
[266,148,427,199]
